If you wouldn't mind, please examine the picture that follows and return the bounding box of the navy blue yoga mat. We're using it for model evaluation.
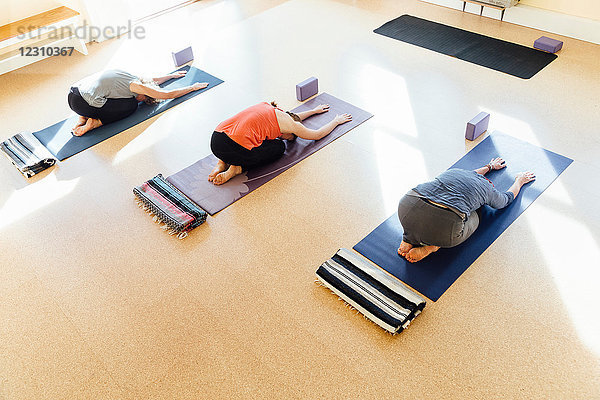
[353,132,572,301]
[33,66,224,160]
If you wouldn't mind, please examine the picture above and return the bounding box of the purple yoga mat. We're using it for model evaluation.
[166,93,373,215]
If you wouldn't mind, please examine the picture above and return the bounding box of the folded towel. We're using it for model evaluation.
[133,174,207,238]
[0,132,57,178]
[316,248,426,334]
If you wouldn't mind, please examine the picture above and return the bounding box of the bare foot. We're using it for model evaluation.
[397,241,414,257]
[405,245,440,263]
[73,118,102,136]
[213,165,243,185]
[208,160,229,182]
[72,116,88,132]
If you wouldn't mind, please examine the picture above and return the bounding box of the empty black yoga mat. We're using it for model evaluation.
[33,66,224,160]
[353,132,572,301]
[374,15,557,79]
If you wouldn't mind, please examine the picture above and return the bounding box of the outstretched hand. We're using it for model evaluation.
[191,82,209,90]
[170,70,187,79]
[334,113,352,125]
[515,171,536,186]
[489,157,506,170]
[313,104,330,114]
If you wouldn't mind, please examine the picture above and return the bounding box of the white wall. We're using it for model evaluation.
[520,0,600,22]
[5,0,598,26]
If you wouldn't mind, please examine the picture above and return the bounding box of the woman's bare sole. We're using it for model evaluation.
[72,116,88,132]
[213,165,243,185]
[405,245,440,263]
[208,160,229,182]
[72,118,102,136]
[397,240,413,257]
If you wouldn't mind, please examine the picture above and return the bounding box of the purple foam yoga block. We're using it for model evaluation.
[296,77,318,101]
[172,46,194,67]
[465,112,490,141]
[534,36,563,53]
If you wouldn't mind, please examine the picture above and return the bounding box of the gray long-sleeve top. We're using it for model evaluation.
[413,168,514,216]
[75,69,139,108]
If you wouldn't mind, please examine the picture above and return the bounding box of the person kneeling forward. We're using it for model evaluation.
[397,158,535,263]
[208,101,352,185]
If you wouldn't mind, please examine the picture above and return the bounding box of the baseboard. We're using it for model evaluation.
[504,5,600,45]
[420,0,600,45]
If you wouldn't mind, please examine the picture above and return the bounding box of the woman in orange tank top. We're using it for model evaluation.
[208,101,352,185]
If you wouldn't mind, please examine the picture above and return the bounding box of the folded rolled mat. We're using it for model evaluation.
[133,174,207,239]
[316,248,426,334]
[0,132,57,178]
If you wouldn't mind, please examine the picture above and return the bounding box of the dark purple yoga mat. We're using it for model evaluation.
[166,93,373,215]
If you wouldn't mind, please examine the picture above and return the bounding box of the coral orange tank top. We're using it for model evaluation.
[215,102,282,150]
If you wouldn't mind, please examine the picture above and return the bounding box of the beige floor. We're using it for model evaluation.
[1,0,600,398]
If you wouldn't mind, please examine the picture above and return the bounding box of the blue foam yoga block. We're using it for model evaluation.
[534,36,563,53]
[296,77,318,101]
[465,112,490,141]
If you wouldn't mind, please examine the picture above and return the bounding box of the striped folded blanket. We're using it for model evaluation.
[0,132,57,178]
[133,174,207,239]
[316,248,426,334]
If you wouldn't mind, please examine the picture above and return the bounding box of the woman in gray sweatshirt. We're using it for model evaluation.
[397,157,535,262]
[68,69,207,136]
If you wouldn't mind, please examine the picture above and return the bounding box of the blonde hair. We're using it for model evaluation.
[138,78,161,105]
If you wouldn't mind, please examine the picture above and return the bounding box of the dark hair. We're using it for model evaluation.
[271,101,300,121]
[285,132,298,141]
[286,111,301,122]
[272,102,299,139]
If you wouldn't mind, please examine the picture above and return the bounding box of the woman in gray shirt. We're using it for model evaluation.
[68,69,208,136]
[397,157,535,262]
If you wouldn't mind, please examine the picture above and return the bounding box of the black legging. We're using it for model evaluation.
[67,86,139,125]
[210,131,285,171]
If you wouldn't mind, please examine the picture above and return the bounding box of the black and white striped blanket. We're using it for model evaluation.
[316,248,426,334]
[0,132,56,178]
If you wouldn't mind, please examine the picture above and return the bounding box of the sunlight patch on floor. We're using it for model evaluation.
[482,109,573,206]
[0,174,80,230]
[373,129,428,215]
[481,108,539,146]
[111,118,174,165]
[536,175,574,206]
[359,63,419,138]
[526,205,600,356]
